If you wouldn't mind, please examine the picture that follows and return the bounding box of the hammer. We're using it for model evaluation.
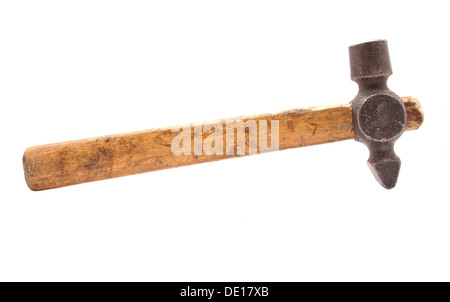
[23,40,423,191]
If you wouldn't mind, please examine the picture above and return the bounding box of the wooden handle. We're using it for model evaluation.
[23,97,424,191]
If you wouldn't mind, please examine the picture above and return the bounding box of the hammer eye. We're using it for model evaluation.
[358,94,407,142]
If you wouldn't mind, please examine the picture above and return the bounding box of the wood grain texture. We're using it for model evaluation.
[23,96,424,191]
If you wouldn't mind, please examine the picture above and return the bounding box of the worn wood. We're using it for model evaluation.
[23,96,424,191]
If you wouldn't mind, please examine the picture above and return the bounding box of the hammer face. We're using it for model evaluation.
[349,39,392,80]
[349,40,407,189]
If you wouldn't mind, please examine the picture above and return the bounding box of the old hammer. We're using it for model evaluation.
[23,40,423,191]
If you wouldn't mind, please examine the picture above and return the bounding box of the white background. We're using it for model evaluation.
[0,1,448,281]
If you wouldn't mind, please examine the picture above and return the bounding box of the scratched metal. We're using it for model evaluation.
[349,40,407,189]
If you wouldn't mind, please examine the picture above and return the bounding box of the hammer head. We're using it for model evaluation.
[349,40,407,189]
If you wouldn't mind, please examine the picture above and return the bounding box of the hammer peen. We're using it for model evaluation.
[23,40,424,191]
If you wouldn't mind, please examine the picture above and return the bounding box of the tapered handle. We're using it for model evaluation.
[23,97,423,191]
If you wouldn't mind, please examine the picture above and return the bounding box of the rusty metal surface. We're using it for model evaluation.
[349,40,407,189]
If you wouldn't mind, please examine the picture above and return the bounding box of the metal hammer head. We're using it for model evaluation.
[349,40,407,189]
